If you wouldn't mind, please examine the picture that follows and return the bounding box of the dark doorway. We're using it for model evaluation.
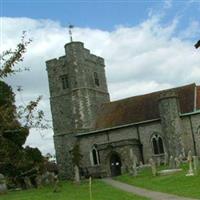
[110,153,121,177]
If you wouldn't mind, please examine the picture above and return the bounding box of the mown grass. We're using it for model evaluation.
[116,164,200,199]
[1,179,149,200]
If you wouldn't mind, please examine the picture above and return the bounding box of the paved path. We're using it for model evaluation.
[102,178,199,200]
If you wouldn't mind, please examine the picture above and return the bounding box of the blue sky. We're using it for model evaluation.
[1,0,200,34]
[1,0,200,154]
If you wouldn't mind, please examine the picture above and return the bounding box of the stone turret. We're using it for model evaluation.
[46,41,110,178]
[158,90,184,157]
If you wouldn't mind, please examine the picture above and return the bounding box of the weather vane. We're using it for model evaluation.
[194,40,200,49]
[69,24,74,42]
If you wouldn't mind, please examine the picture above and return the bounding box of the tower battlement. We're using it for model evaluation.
[46,41,110,179]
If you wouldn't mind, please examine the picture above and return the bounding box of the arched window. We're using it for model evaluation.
[90,146,100,166]
[92,149,98,165]
[151,134,164,155]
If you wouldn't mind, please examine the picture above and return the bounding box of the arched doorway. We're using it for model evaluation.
[110,153,121,176]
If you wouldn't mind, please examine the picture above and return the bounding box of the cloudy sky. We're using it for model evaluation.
[1,0,200,155]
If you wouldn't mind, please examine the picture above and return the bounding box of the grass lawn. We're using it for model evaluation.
[116,164,200,199]
[1,179,149,200]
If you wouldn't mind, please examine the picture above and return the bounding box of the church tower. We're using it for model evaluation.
[46,41,110,178]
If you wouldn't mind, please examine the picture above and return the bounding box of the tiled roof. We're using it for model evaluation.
[197,86,200,110]
[94,84,196,130]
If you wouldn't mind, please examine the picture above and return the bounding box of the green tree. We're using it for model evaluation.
[0,33,47,182]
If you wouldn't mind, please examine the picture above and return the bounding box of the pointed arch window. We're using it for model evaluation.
[151,134,164,155]
[90,146,100,166]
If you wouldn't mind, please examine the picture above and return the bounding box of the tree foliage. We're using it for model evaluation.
[0,33,48,180]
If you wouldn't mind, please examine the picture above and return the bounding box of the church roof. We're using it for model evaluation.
[197,86,200,109]
[94,83,198,130]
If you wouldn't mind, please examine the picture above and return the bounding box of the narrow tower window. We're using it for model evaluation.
[151,134,164,155]
[94,72,100,86]
[60,74,69,89]
[90,146,100,166]
[197,126,200,135]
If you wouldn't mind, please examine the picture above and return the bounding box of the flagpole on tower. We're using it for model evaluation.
[69,24,74,42]
[194,40,200,49]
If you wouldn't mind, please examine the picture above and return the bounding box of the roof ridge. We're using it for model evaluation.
[104,83,196,105]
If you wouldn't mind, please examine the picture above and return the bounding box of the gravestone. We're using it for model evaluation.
[169,155,175,169]
[178,154,183,164]
[74,165,80,183]
[174,157,180,169]
[129,148,137,176]
[24,176,32,189]
[186,150,194,176]
[149,158,157,176]
[164,152,168,166]
[35,175,42,188]
[53,174,59,192]
[0,174,7,194]
[193,156,199,175]
[156,157,161,167]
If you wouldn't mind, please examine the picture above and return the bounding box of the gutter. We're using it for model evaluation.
[180,110,200,117]
[76,118,160,137]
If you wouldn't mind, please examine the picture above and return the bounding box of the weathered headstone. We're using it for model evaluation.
[186,150,194,176]
[0,174,7,194]
[53,174,59,193]
[48,172,55,184]
[193,156,199,175]
[74,165,80,183]
[149,158,157,176]
[35,175,42,188]
[42,172,50,185]
[157,157,161,167]
[24,176,32,189]
[169,155,175,169]
[174,157,180,169]
[129,148,137,176]
[164,152,168,166]
[178,154,183,164]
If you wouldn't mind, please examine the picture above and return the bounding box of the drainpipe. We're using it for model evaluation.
[136,125,144,163]
[189,116,197,156]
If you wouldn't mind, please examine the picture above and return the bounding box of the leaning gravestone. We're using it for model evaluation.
[0,174,7,194]
[186,150,194,176]
[149,158,157,176]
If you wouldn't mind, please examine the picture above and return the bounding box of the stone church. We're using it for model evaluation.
[46,41,200,179]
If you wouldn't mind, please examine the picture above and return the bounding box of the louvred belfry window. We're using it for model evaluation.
[60,74,69,89]
[94,72,100,86]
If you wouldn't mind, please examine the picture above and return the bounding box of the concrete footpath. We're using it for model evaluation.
[102,178,199,200]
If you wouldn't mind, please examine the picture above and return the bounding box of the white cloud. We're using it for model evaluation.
[164,0,173,9]
[1,16,200,155]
